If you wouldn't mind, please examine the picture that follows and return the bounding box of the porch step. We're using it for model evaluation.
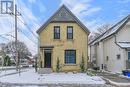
[38,68,52,74]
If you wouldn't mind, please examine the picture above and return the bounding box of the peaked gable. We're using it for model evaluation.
[51,6,75,22]
[90,14,130,45]
[37,5,90,34]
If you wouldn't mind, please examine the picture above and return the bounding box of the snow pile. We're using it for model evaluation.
[0,69,105,84]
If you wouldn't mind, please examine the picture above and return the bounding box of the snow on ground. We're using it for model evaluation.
[0,69,105,84]
[0,69,17,76]
[0,68,28,77]
[0,66,16,69]
[119,75,130,79]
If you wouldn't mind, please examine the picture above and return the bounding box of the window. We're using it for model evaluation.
[128,52,130,60]
[106,56,109,61]
[54,26,60,39]
[65,50,76,64]
[117,54,121,60]
[67,26,73,39]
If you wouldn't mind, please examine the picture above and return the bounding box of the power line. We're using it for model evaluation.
[17,28,37,45]
[18,15,38,38]
[15,3,39,38]
[0,30,15,36]
[0,35,12,41]
[4,7,38,45]
[7,14,38,45]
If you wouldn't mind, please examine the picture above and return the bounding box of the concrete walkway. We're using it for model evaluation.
[97,72,130,87]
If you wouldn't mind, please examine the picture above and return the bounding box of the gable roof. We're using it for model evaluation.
[90,14,130,45]
[37,5,90,34]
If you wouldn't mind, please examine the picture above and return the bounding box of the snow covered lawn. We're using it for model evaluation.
[0,69,17,77]
[0,66,16,70]
[0,69,105,84]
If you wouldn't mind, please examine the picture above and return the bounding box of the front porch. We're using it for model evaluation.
[40,46,54,70]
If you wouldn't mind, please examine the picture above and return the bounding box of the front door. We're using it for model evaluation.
[44,52,51,68]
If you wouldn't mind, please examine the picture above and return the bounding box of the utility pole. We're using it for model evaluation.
[0,1,20,74]
[14,4,18,72]
[14,4,20,75]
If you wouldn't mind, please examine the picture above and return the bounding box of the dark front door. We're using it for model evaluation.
[44,52,51,68]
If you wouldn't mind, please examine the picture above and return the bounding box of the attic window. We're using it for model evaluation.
[117,54,121,60]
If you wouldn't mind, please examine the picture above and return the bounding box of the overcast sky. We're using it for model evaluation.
[0,0,130,55]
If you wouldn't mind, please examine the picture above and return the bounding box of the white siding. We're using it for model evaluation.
[116,25,130,42]
[90,45,96,62]
[90,20,130,72]
[103,37,125,72]
[96,42,104,69]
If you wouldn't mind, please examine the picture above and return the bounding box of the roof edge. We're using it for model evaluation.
[89,14,130,45]
[36,5,90,34]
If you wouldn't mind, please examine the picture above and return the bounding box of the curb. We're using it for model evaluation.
[101,76,130,87]
[0,82,110,87]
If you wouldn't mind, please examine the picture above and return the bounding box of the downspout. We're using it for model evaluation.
[114,34,118,46]
[90,45,92,63]
[114,34,122,48]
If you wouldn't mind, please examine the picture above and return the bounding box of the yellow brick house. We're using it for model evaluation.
[37,5,90,72]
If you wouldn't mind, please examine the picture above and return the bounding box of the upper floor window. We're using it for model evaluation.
[54,26,60,39]
[67,26,73,39]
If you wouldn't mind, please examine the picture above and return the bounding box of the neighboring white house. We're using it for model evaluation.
[89,14,130,73]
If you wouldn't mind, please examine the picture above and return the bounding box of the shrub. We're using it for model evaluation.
[56,57,62,72]
[80,55,85,72]
[87,69,97,76]
[4,55,11,66]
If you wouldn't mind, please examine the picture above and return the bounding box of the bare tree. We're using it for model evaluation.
[96,24,111,35]
[4,41,32,60]
[89,24,112,42]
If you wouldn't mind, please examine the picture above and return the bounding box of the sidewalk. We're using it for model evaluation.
[97,71,130,87]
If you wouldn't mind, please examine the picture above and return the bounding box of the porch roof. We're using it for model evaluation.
[40,46,54,49]
[117,42,130,49]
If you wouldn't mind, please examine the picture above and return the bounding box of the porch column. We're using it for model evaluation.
[40,48,44,68]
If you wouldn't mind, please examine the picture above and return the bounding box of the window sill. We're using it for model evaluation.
[53,39,61,41]
[67,39,74,41]
[64,64,77,66]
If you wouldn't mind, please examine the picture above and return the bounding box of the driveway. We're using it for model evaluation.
[97,71,130,87]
